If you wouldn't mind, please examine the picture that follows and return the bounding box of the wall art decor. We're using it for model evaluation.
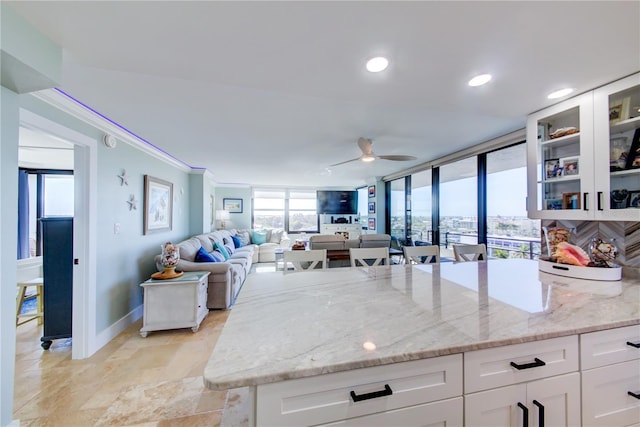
[223,198,243,213]
[144,175,173,235]
[368,185,376,198]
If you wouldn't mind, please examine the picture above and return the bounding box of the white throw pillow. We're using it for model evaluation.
[270,229,283,243]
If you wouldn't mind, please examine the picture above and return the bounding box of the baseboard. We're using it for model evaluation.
[94,304,143,352]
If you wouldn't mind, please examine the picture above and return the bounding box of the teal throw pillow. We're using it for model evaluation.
[194,246,215,263]
[252,231,267,245]
[214,241,230,260]
[231,235,242,248]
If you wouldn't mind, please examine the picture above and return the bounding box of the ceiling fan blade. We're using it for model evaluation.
[329,157,361,167]
[377,155,418,161]
[357,137,373,155]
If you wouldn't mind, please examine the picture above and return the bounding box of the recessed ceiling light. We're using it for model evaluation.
[547,88,574,99]
[468,74,492,87]
[366,57,389,73]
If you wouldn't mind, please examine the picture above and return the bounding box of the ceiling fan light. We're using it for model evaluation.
[366,57,389,73]
[361,154,376,162]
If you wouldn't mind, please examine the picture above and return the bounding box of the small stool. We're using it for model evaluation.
[16,278,44,326]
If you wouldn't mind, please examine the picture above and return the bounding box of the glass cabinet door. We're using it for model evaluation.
[593,73,640,220]
[526,93,594,219]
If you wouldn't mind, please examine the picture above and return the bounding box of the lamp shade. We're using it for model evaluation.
[216,210,230,220]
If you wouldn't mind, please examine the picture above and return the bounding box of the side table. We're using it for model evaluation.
[139,271,210,337]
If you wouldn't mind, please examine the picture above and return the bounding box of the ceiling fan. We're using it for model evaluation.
[330,137,417,167]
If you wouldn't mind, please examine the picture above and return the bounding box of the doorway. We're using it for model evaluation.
[19,109,98,359]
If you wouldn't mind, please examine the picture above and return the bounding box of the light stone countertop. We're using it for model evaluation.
[204,259,639,391]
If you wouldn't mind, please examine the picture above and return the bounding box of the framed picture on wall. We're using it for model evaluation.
[143,175,173,235]
[223,198,243,213]
[368,202,376,214]
[368,185,375,198]
[368,218,376,230]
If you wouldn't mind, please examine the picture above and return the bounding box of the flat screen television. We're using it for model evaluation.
[317,191,358,214]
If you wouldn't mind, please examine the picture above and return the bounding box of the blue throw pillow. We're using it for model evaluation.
[231,235,242,248]
[194,246,215,263]
[225,244,235,255]
[211,250,225,262]
[214,241,230,260]
[252,231,267,245]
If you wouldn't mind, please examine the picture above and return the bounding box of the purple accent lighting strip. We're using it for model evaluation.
[53,87,192,168]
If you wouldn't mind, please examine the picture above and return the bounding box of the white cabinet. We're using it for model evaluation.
[593,73,640,220]
[465,373,581,427]
[582,360,640,426]
[581,325,640,426]
[320,223,362,239]
[465,336,581,427]
[255,354,462,426]
[139,271,209,337]
[527,72,640,220]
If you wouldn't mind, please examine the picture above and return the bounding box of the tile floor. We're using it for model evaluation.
[14,307,231,426]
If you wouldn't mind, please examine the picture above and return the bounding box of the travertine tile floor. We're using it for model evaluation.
[14,309,231,426]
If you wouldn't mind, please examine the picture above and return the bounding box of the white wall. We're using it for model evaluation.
[0,86,19,427]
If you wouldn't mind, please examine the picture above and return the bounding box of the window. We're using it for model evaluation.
[411,170,432,244]
[19,169,73,258]
[288,191,318,232]
[43,174,74,216]
[252,189,319,232]
[389,178,406,243]
[486,144,541,259]
[357,187,368,221]
[439,157,478,255]
[253,190,285,230]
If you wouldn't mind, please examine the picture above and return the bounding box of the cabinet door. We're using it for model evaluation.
[526,93,595,219]
[582,360,640,426]
[465,384,527,427]
[593,72,640,220]
[527,373,581,427]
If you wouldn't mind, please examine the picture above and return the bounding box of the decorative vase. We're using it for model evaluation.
[161,242,180,270]
[542,227,572,257]
[588,237,618,267]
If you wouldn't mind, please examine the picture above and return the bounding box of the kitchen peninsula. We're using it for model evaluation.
[204,260,640,426]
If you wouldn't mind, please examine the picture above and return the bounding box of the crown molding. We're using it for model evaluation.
[31,88,192,172]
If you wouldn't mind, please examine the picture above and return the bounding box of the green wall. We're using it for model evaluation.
[20,95,194,334]
[215,187,252,230]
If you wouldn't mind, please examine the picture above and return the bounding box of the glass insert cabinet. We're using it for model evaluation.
[527,72,640,221]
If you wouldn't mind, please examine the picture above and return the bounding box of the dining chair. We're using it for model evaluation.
[403,245,440,264]
[452,243,487,262]
[349,247,389,267]
[283,249,327,273]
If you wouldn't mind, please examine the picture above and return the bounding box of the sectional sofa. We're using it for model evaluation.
[154,229,289,309]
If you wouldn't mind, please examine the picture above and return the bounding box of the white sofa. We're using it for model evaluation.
[232,228,290,263]
[155,230,254,309]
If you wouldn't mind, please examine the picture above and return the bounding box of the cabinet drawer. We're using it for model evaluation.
[581,325,640,370]
[464,335,578,393]
[582,359,640,426]
[318,396,463,426]
[256,354,462,427]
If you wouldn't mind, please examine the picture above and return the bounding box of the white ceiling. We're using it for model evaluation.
[9,1,640,188]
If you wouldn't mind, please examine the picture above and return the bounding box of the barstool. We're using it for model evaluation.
[16,256,45,326]
[16,277,44,326]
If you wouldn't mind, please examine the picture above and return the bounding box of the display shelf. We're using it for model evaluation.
[540,132,580,147]
[610,168,640,177]
[610,116,640,135]
[540,175,581,184]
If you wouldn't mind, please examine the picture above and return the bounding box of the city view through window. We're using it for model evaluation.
[390,143,541,259]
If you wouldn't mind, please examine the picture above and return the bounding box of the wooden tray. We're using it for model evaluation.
[538,259,621,281]
[151,270,184,280]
